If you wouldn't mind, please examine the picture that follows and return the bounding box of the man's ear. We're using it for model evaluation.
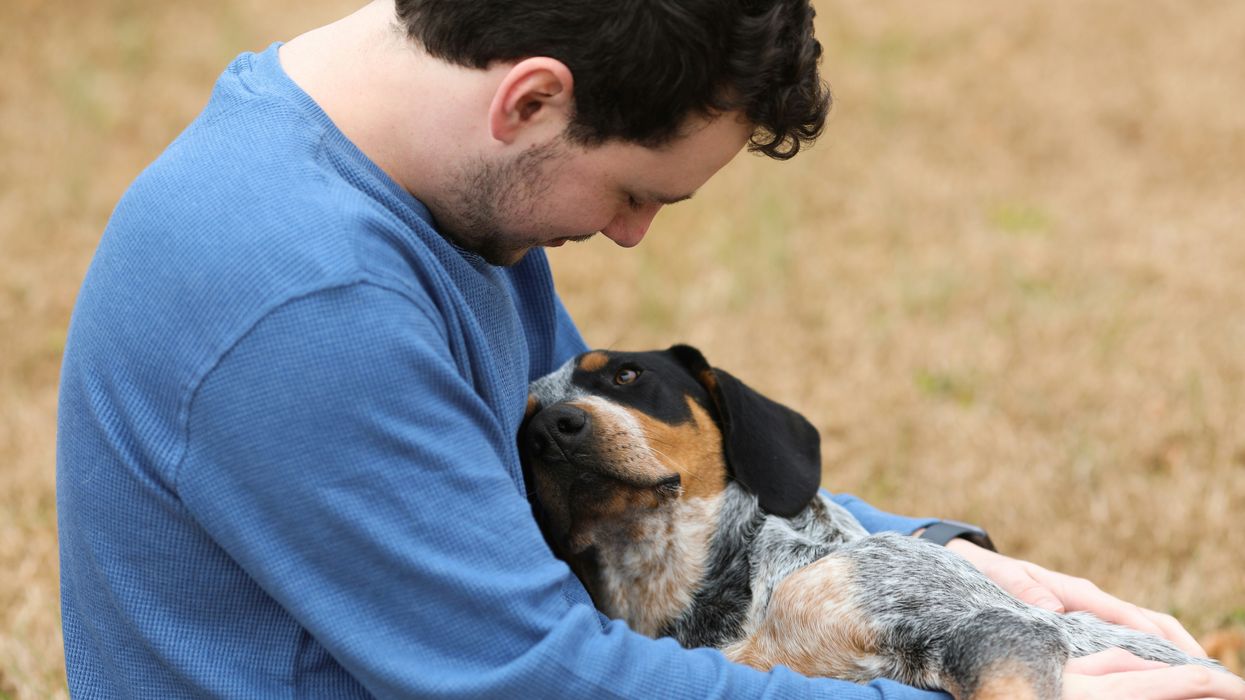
[488,57,574,145]
[668,344,822,517]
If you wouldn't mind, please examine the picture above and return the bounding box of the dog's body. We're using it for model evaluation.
[521,346,1227,700]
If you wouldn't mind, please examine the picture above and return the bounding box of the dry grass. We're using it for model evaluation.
[1,1,1242,696]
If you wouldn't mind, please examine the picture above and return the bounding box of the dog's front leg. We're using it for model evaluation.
[722,550,1068,700]
[722,554,892,683]
[937,607,1068,700]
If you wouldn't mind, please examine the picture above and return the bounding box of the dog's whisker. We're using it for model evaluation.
[645,444,675,465]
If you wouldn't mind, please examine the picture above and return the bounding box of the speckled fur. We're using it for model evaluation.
[525,354,1231,700]
[654,481,1226,699]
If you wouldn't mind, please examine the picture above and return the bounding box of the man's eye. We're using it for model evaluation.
[614,367,641,385]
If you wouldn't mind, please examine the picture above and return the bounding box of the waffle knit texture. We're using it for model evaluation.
[57,43,946,699]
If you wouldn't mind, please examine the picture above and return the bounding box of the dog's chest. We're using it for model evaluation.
[591,496,723,637]
[744,499,868,623]
[669,492,870,649]
[588,489,868,648]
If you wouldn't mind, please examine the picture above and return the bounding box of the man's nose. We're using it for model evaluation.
[601,203,662,248]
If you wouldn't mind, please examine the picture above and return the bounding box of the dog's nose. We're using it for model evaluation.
[527,404,591,460]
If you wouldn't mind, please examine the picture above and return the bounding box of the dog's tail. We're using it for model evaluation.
[936,607,1231,700]
[1055,610,1228,671]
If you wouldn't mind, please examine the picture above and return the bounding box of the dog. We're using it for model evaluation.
[520,345,1228,700]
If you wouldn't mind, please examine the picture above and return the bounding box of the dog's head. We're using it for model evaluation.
[521,345,822,554]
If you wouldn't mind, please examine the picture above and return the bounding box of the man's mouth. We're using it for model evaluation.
[544,233,598,248]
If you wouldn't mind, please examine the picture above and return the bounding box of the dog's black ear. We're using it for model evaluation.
[668,344,821,517]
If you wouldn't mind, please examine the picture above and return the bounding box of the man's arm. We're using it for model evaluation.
[944,539,1207,657]
[828,492,1206,656]
[177,282,945,699]
[828,492,939,535]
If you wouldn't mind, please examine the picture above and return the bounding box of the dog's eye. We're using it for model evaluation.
[613,367,642,385]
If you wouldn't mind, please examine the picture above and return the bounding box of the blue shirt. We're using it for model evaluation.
[57,43,947,699]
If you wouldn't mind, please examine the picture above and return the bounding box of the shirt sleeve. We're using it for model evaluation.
[551,289,589,366]
[175,282,945,700]
[828,492,939,535]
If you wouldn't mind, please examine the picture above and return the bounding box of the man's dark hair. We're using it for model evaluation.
[394,0,831,160]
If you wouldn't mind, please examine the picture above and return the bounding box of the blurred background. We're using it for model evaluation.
[2,0,1243,696]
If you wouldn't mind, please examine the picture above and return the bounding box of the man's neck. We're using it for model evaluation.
[276,1,495,203]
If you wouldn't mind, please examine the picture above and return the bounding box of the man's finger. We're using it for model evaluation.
[1025,563,1208,656]
[1067,664,1245,700]
[1029,564,1167,636]
[1114,664,1245,700]
[1000,567,1065,612]
[1066,648,1168,675]
[1093,598,1167,639]
[1142,608,1208,657]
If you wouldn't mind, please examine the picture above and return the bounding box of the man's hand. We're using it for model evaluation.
[1062,649,1245,699]
[944,538,1207,657]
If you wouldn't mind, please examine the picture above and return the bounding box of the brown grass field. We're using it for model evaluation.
[2,1,1243,696]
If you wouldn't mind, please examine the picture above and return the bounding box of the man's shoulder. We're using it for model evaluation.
[104,121,401,307]
[105,57,435,307]
[135,81,338,226]
[73,90,444,396]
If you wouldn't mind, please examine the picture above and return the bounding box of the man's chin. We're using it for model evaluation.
[446,231,598,267]
[452,234,535,267]
[480,247,532,268]
[487,235,597,267]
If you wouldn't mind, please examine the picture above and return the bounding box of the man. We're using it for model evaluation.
[57,1,1241,698]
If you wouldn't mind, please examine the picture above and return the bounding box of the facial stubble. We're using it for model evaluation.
[437,139,570,266]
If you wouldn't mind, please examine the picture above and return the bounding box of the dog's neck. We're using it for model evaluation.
[569,483,871,646]
[574,493,724,637]
[662,484,872,649]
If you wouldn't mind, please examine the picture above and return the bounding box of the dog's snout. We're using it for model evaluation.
[544,404,589,438]
[553,410,586,436]
[527,404,591,460]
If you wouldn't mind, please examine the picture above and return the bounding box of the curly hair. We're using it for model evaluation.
[394,0,830,160]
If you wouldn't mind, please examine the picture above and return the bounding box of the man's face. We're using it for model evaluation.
[433,112,753,266]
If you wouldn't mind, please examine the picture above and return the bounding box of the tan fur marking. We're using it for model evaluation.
[726,555,879,680]
[524,394,540,419]
[578,351,609,372]
[970,667,1041,700]
[630,398,727,500]
[566,396,726,500]
[697,369,718,394]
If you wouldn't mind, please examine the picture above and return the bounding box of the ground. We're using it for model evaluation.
[1,1,1241,696]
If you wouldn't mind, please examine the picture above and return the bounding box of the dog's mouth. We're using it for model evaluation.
[521,401,683,553]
